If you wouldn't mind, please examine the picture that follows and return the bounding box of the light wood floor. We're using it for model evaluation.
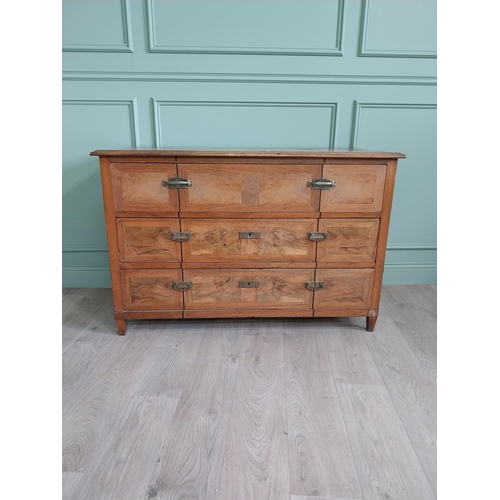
[62,285,436,500]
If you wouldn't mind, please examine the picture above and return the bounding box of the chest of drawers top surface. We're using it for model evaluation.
[92,149,404,335]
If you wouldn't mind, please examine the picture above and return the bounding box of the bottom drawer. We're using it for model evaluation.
[183,269,315,310]
[313,269,375,310]
[122,269,183,310]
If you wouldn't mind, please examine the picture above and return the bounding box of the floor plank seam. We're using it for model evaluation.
[361,314,436,498]
[322,330,366,500]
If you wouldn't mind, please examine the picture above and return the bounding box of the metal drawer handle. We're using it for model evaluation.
[239,281,259,288]
[305,281,324,291]
[307,178,335,190]
[239,232,260,239]
[307,232,328,242]
[170,232,192,242]
[172,282,193,291]
[163,177,192,189]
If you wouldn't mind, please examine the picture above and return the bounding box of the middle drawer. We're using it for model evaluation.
[181,219,317,264]
[116,218,318,264]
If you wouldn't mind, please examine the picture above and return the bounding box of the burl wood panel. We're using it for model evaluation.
[183,269,315,310]
[181,219,318,264]
[110,163,179,212]
[320,165,386,212]
[116,218,181,263]
[313,269,375,310]
[317,219,380,263]
[177,164,321,213]
[121,270,183,310]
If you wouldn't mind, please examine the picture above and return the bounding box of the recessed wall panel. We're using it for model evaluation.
[148,0,343,55]
[352,103,436,247]
[62,100,138,250]
[359,0,436,57]
[154,102,336,149]
[63,0,132,52]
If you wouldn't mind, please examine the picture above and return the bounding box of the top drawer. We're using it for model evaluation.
[177,163,321,213]
[320,165,386,213]
[110,163,179,212]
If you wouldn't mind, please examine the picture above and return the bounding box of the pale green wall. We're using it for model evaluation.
[62,0,436,287]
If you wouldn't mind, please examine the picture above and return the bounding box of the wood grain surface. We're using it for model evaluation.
[68,397,178,500]
[219,334,289,499]
[111,162,179,212]
[283,323,362,498]
[317,219,380,263]
[178,163,321,213]
[320,165,386,213]
[90,149,405,159]
[121,269,183,310]
[116,218,181,263]
[382,286,437,384]
[336,383,435,500]
[183,269,315,310]
[181,218,318,263]
[321,318,384,386]
[314,269,375,310]
[62,286,435,500]
[146,323,244,499]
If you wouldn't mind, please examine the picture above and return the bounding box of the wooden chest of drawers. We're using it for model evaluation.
[90,149,405,334]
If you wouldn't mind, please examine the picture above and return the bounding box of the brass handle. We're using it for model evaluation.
[163,177,192,189]
[305,281,324,291]
[307,232,328,242]
[239,232,260,239]
[307,178,335,190]
[172,282,193,291]
[170,232,192,242]
[239,281,259,288]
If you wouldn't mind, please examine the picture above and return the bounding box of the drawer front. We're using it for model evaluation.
[122,270,183,310]
[317,219,380,263]
[313,269,375,309]
[320,165,386,212]
[111,163,179,212]
[177,164,321,213]
[116,218,181,263]
[183,269,315,310]
[181,219,318,263]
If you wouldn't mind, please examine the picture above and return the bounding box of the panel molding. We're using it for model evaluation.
[62,99,140,147]
[358,0,436,59]
[152,99,338,148]
[146,0,344,56]
[350,101,437,148]
[63,0,133,53]
[62,71,436,86]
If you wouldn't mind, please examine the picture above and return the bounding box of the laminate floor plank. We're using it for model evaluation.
[62,288,114,353]
[146,322,245,500]
[291,496,361,500]
[337,383,435,500]
[242,318,284,337]
[62,328,181,473]
[384,285,437,320]
[219,333,289,500]
[283,323,362,499]
[62,286,437,500]
[381,290,437,385]
[62,472,83,499]
[359,303,437,495]
[69,396,178,500]
[320,318,384,386]
[62,331,120,410]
